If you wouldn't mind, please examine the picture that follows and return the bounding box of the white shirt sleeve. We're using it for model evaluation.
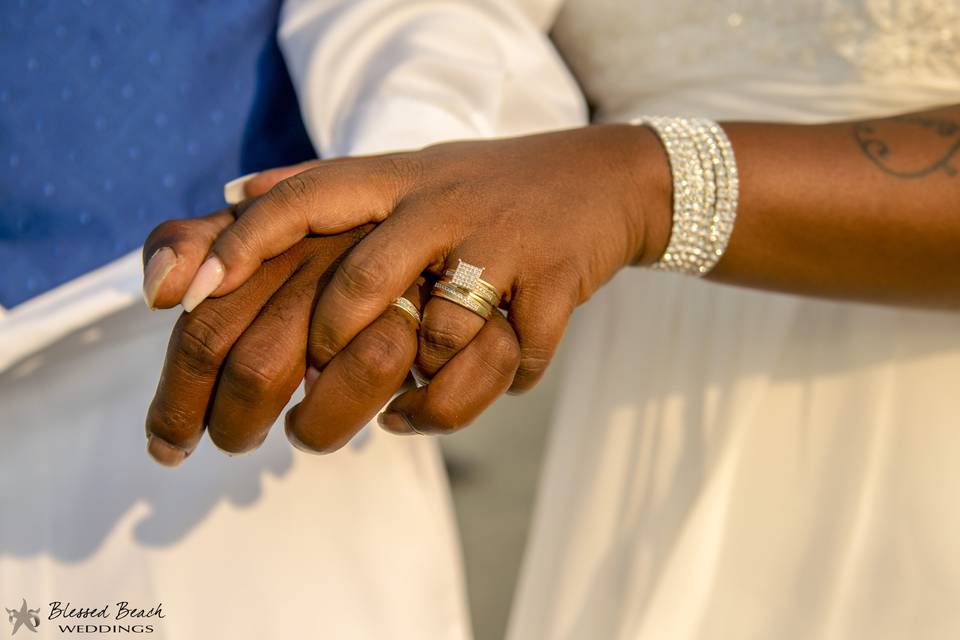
[277,0,586,157]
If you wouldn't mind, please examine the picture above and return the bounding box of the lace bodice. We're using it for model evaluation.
[551,0,960,122]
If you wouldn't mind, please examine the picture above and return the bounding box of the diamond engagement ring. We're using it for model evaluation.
[431,259,501,319]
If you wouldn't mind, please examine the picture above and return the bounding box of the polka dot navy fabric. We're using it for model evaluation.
[0,0,315,307]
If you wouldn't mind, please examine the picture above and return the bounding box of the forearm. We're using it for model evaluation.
[639,104,960,309]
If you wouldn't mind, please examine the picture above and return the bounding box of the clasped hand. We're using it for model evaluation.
[142,125,669,466]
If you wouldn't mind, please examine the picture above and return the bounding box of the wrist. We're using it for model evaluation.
[630,117,740,275]
[614,123,672,267]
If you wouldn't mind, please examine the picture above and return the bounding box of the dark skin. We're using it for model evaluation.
[714,107,960,305]
[145,105,960,464]
[143,210,520,466]
[142,222,398,464]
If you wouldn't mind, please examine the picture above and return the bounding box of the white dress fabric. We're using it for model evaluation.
[6,0,957,636]
[1,1,585,635]
[0,27,475,639]
[509,2,960,639]
[0,257,470,639]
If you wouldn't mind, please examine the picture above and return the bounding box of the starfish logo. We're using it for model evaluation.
[5,599,40,635]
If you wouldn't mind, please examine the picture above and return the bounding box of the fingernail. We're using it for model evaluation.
[147,434,188,467]
[303,366,321,393]
[142,247,178,309]
[223,172,259,205]
[181,255,225,312]
[377,410,417,435]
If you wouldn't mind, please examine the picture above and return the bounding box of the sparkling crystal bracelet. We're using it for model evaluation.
[631,116,739,275]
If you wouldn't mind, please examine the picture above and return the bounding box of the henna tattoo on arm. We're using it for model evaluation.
[853,112,960,179]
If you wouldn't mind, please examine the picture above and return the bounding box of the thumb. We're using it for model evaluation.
[180,154,412,311]
[145,160,321,310]
[143,160,325,310]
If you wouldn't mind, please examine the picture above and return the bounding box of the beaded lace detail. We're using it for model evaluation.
[552,0,960,119]
[825,0,960,78]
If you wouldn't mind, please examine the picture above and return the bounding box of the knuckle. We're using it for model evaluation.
[420,321,470,354]
[219,219,262,259]
[221,356,286,402]
[356,325,407,372]
[518,347,553,377]
[175,312,233,373]
[509,345,554,394]
[479,332,521,379]
[336,251,390,298]
[382,154,424,196]
[431,179,480,210]
[339,328,406,393]
[308,332,339,368]
[269,172,312,206]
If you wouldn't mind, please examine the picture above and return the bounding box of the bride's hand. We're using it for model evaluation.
[168,125,670,434]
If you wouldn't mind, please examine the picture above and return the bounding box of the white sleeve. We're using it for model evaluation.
[277,0,586,157]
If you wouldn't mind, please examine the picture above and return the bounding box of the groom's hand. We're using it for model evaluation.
[143,223,422,467]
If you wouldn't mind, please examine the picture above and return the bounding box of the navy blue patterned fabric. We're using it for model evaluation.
[0,0,316,307]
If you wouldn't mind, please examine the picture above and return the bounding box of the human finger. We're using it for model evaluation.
[144,162,320,310]
[144,247,304,466]
[306,205,451,370]
[183,154,421,309]
[285,285,423,454]
[379,313,520,435]
[506,286,577,393]
[416,253,511,378]
[142,209,235,309]
[204,249,333,454]
[226,156,388,204]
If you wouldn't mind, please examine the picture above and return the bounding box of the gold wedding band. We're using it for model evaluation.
[432,281,494,318]
[390,296,421,324]
[430,260,501,320]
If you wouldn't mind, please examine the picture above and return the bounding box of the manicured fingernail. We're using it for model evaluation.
[223,172,259,205]
[181,255,224,312]
[142,247,178,309]
[147,434,188,467]
[377,410,417,435]
[303,366,321,393]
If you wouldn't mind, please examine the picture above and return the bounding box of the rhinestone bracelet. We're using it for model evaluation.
[631,116,739,275]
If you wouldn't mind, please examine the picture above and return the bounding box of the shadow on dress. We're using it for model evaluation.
[0,302,294,562]
[512,271,960,638]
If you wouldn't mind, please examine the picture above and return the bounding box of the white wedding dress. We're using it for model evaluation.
[7,1,957,637]
[0,252,468,638]
[508,1,960,639]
